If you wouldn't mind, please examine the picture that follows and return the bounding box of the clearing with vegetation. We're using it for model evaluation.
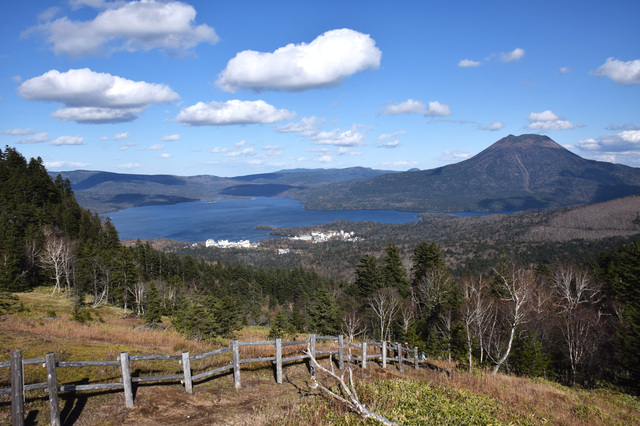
[2,287,639,425]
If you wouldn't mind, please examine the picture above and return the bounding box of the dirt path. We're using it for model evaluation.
[70,364,321,425]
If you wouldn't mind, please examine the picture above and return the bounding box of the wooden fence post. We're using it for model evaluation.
[309,334,316,377]
[361,341,367,369]
[232,340,241,389]
[338,335,344,370]
[181,352,193,394]
[275,338,282,384]
[414,347,419,370]
[11,350,24,426]
[397,343,403,373]
[45,352,61,426]
[120,352,134,408]
[382,341,387,369]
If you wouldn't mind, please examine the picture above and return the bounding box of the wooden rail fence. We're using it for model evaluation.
[1,335,421,426]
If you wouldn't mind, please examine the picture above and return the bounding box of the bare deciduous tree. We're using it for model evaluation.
[369,287,400,341]
[552,264,602,384]
[461,276,492,371]
[341,311,367,342]
[489,265,533,374]
[412,268,454,318]
[39,227,74,296]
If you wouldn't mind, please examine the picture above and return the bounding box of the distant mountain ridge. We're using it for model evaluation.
[53,134,640,213]
[53,167,396,212]
[284,134,640,212]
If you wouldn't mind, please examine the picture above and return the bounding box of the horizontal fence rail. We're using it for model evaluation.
[2,335,425,425]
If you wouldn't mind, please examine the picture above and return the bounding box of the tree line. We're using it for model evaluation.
[1,146,639,394]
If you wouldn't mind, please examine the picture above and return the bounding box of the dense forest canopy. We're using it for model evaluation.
[2,147,640,394]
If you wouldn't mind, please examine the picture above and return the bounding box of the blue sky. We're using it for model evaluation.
[1,0,638,177]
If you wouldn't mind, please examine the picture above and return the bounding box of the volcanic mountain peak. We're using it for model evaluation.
[489,134,563,150]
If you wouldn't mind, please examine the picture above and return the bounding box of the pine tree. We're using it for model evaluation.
[268,309,288,339]
[144,281,163,326]
[381,243,409,297]
[354,254,381,297]
[411,242,445,285]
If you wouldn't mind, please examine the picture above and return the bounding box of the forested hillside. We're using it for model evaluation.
[2,147,640,395]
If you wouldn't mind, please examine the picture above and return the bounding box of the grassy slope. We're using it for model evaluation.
[1,287,639,425]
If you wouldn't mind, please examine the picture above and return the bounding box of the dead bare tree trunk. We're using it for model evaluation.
[490,266,532,374]
[305,339,396,425]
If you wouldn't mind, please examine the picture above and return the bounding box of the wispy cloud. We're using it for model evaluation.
[381,99,451,117]
[45,160,90,168]
[51,135,85,146]
[15,132,49,144]
[2,128,36,135]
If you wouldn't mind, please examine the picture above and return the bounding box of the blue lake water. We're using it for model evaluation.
[103,197,421,242]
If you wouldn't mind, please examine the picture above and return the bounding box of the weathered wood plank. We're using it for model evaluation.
[24,382,48,391]
[131,374,182,383]
[45,353,61,426]
[281,354,308,363]
[281,340,307,347]
[240,356,276,364]
[191,364,233,381]
[129,354,181,361]
[58,383,123,392]
[238,340,274,347]
[11,350,24,426]
[275,338,282,384]
[57,360,120,367]
[120,352,134,408]
[182,352,193,395]
[189,346,231,361]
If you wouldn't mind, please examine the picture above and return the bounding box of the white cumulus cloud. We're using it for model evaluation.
[381,99,426,115]
[216,28,381,92]
[425,101,451,117]
[481,121,505,131]
[576,130,640,153]
[177,99,295,126]
[381,99,451,117]
[51,135,86,146]
[25,0,218,57]
[311,125,366,147]
[225,148,256,157]
[113,132,130,140]
[15,132,49,144]
[526,110,574,130]
[275,116,321,136]
[458,59,481,67]
[500,47,525,62]
[161,134,181,141]
[18,68,179,123]
[592,58,640,85]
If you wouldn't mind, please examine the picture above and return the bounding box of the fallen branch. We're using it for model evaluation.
[305,344,396,425]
